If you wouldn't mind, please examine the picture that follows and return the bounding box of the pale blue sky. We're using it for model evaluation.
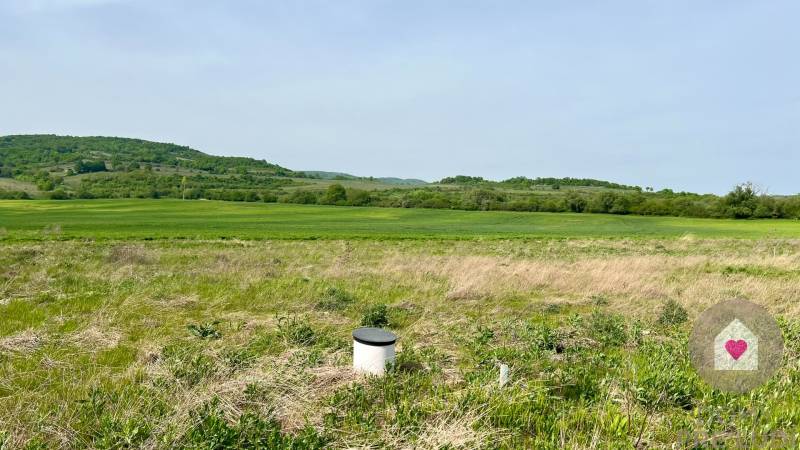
[2,1,798,194]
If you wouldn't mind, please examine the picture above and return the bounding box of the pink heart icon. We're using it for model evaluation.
[725,339,748,360]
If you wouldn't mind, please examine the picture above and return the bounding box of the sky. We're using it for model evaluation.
[1,1,799,194]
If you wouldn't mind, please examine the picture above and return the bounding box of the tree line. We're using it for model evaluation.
[11,177,794,220]
[440,175,641,191]
[289,182,800,219]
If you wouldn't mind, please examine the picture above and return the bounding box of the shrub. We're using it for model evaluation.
[657,299,688,326]
[360,304,389,328]
[0,189,31,199]
[347,189,372,206]
[261,191,278,203]
[75,160,107,173]
[36,179,55,191]
[49,189,70,200]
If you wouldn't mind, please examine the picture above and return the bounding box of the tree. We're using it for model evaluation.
[75,160,107,173]
[566,192,587,213]
[347,189,372,206]
[36,179,55,191]
[321,184,347,205]
[284,191,318,204]
[49,189,69,200]
[724,182,760,218]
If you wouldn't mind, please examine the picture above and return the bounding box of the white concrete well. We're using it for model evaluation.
[352,327,397,376]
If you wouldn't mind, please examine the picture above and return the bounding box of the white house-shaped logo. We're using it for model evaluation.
[714,319,758,371]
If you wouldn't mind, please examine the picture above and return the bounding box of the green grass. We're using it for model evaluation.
[2,199,799,240]
[2,239,800,448]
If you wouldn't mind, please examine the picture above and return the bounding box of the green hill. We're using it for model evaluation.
[0,135,306,200]
[0,134,292,177]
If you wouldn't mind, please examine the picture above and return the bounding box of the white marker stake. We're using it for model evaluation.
[499,363,510,387]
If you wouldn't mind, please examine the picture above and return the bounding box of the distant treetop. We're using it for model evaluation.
[438,175,487,185]
[500,176,641,191]
[438,175,640,190]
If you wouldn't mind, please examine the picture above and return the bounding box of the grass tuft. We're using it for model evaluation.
[187,321,222,340]
[314,287,354,311]
[360,304,390,328]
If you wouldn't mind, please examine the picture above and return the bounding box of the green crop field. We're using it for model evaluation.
[2,199,799,241]
[3,200,800,448]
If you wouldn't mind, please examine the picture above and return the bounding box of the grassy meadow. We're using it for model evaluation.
[2,200,800,448]
[2,199,800,240]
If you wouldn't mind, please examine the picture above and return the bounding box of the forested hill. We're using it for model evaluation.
[0,135,294,177]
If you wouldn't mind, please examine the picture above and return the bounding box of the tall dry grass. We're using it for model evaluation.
[376,252,800,317]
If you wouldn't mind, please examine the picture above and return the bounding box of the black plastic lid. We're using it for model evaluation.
[352,327,397,346]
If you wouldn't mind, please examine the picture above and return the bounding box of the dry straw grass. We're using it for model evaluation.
[69,325,122,351]
[377,250,800,318]
[106,244,153,265]
[0,329,43,354]
[410,411,495,450]
[135,344,356,447]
